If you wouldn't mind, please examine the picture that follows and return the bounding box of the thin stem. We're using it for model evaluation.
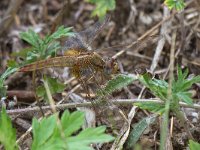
[160,30,176,150]
[6,98,200,115]
[32,70,44,116]
[43,77,68,148]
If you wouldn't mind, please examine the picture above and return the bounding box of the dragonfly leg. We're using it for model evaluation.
[71,66,93,100]
[32,71,45,116]
[92,71,129,127]
[79,77,91,99]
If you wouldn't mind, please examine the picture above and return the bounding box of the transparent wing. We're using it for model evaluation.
[96,34,161,52]
[61,16,110,54]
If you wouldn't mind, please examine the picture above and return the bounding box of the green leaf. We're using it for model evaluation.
[97,74,137,97]
[0,107,18,150]
[87,0,116,19]
[139,73,168,101]
[67,126,114,150]
[0,82,7,98]
[189,140,200,150]
[45,26,74,43]
[139,67,200,105]
[172,67,200,105]
[0,67,18,97]
[177,66,188,81]
[36,77,65,101]
[31,110,114,150]
[176,91,193,105]
[172,68,200,93]
[20,29,43,51]
[164,0,185,11]
[46,41,60,56]
[135,102,165,114]
[1,67,19,80]
[61,110,84,137]
[126,115,157,149]
[31,114,65,150]
[19,26,74,64]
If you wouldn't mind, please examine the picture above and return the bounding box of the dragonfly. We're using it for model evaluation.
[19,16,119,83]
[19,15,160,130]
[19,16,127,131]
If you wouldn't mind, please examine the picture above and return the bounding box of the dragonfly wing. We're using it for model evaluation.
[78,15,110,47]
[61,15,110,55]
[61,34,88,55]
[96,34,161,52]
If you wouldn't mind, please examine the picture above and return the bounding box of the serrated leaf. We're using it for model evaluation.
[173,67,200,94]
[32,115,56,146]
[139,73,168,101]
[20,29,43,50]
[45,26,74,43]
[31,114,65,150]
[61,110,84,137]
[0,107,18,150]
[67,126,114,150]
[176,92,193,105]
[177,66,188,81]
[25,51,40,63]
[19,26,74,65]
[87,0,116,19]
[189,140,200,150]
[31,110,114,150]
[97,74,137,97]
[164,0,185,11]
[46,41,60,56]
[135,102,165,114]
[126,115,157,149]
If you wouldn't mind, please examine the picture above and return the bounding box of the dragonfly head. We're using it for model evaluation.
[103,58,119,75]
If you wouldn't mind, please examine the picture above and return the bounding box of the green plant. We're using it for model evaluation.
[86,0,116,19]
[0,107,18,150]
[164,0,185,11]
[97,74,137,97]
[189,140,200,150]
[0,67,18,98]
[136,67,200,113]
[98,67,200,147]
[32,110,114,150]
[0,26,74,99]
[19,26,74,64]
[0,108,114,150]
[86,0,185,19]
[125,115,157,149]
[135,67,200,145]
[36,76,65,101]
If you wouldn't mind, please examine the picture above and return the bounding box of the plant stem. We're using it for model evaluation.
[160,30,176,150]
[43,76,68,149]
[6,99,200,115]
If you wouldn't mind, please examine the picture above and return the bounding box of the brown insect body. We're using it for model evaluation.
[19,16,119,81]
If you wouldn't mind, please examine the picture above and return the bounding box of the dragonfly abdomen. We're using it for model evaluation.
[19,56,78,72]
[19,53,101,72]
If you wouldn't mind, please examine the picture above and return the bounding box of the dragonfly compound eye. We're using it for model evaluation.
[103,58,119,75]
